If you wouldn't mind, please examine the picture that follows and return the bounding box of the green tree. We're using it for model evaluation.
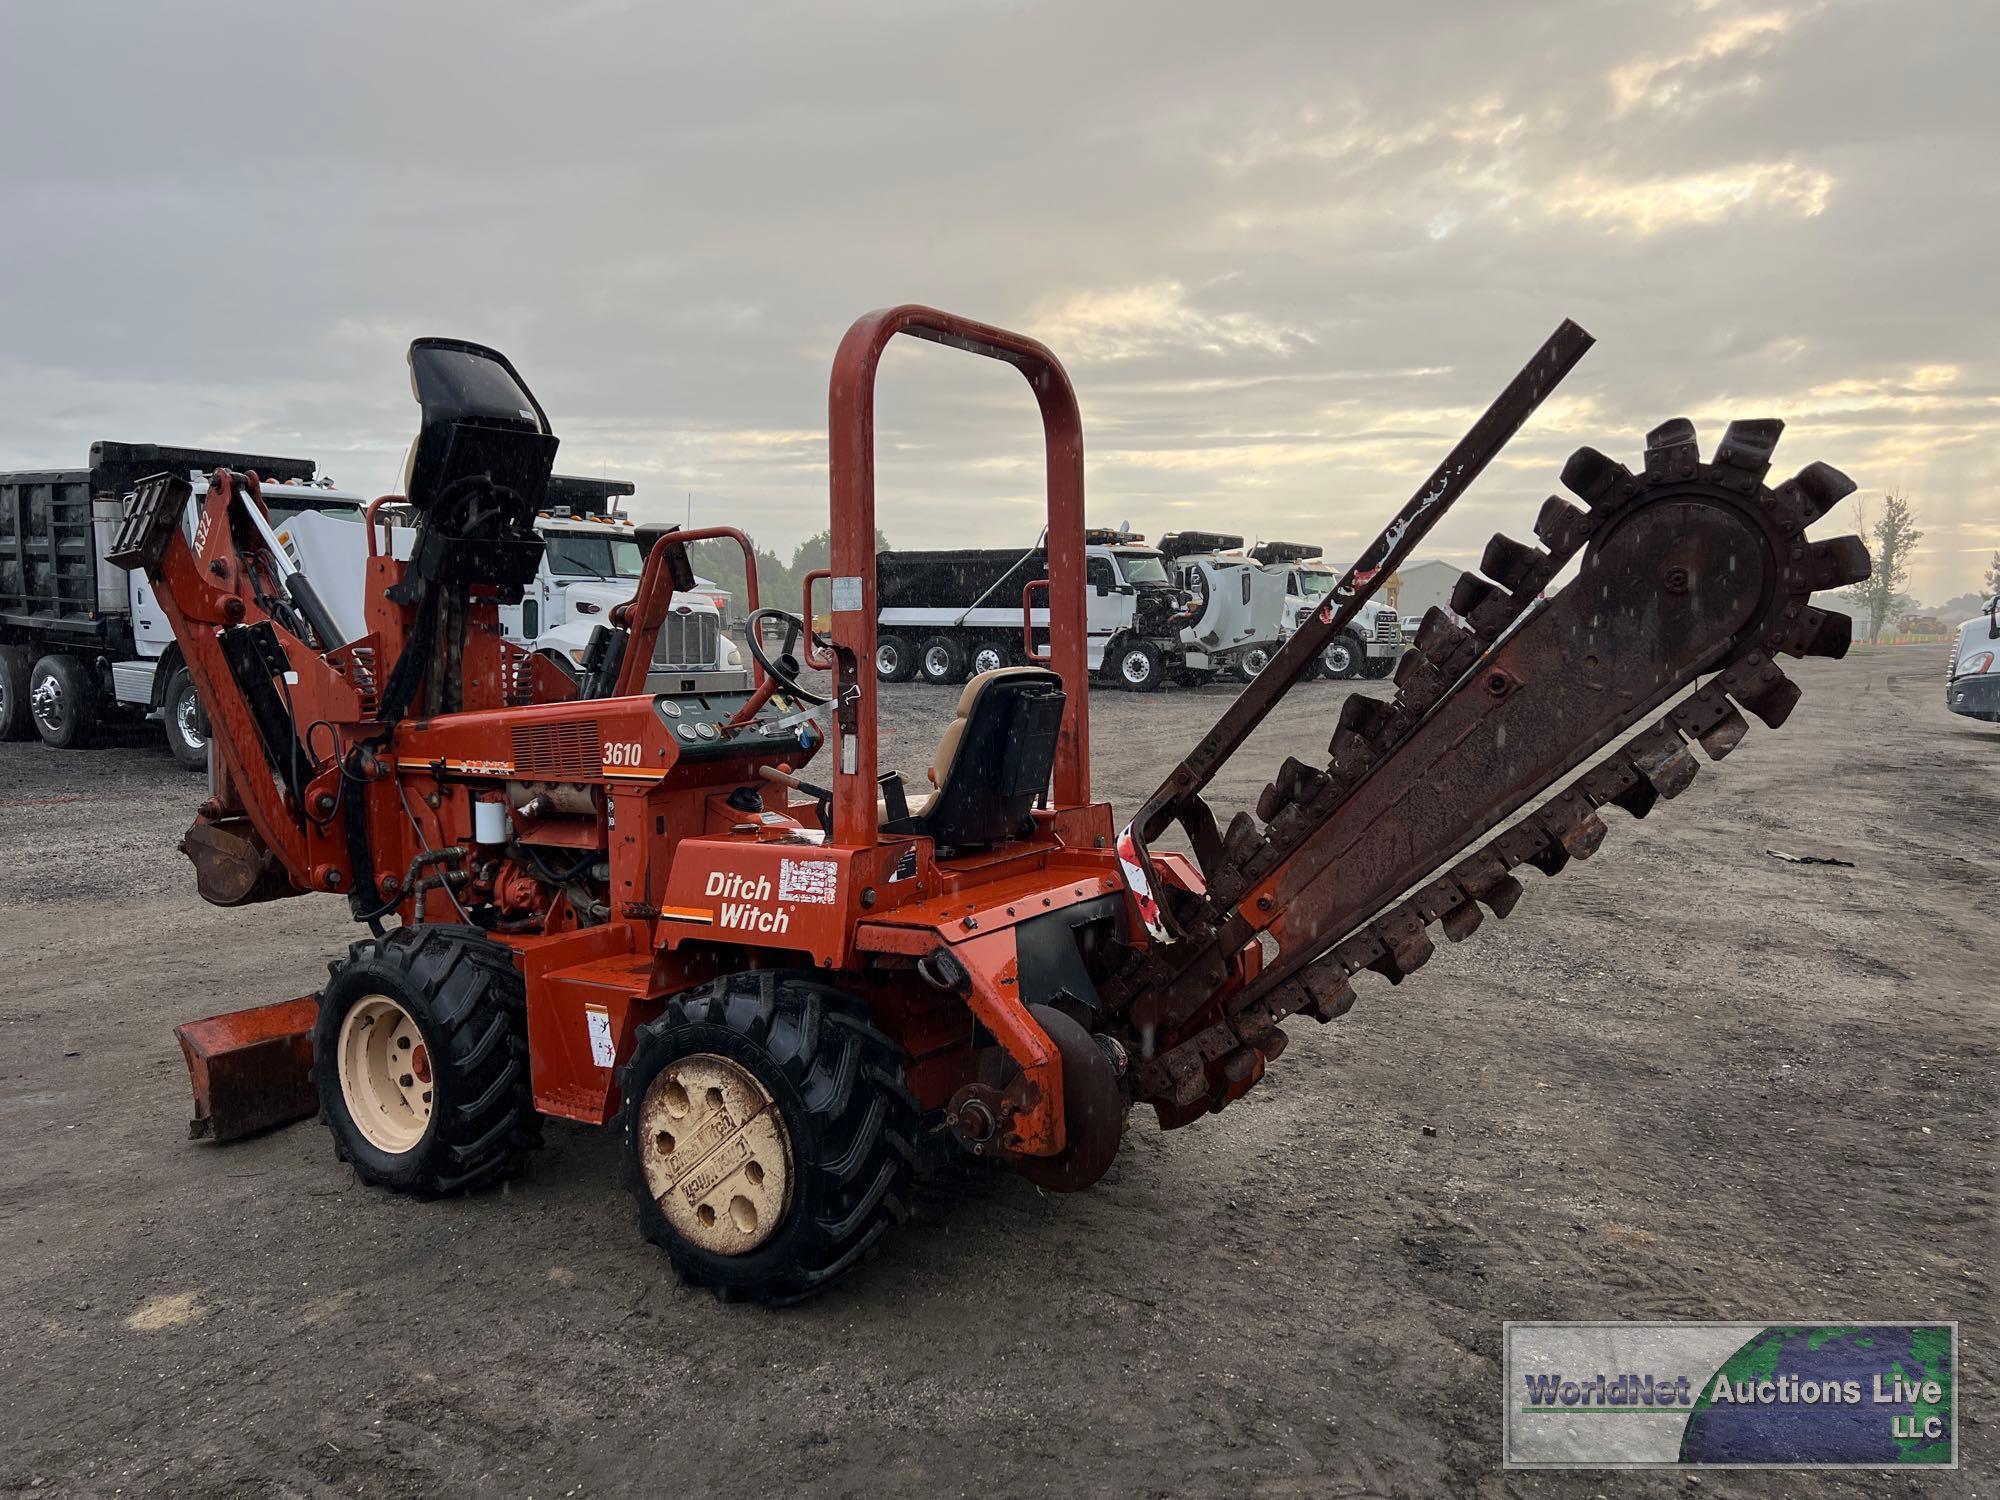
[1837,491,1922,643]
[1982,551,2000,599]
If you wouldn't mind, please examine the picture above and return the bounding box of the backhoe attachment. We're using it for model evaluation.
[1105,325,1871,1123]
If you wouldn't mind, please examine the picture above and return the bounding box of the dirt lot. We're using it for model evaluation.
[0,646,1991,1498]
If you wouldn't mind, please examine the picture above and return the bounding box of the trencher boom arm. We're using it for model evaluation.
[1116,320,1596,942]
[1099,321,1872,1123]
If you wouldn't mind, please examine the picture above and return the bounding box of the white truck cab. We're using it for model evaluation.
[504,507,744,694]
[1946,597,2000,724]
[1159,531,1288,681]
[279,489,748,699]
[1249,542,1406,680]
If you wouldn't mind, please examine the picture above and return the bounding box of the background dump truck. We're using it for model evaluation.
[0,441,367,766]
[1946,596,1999,724]
[1250,540,1405,680]
[875,529,1200,690]
[1159,531,1288,681]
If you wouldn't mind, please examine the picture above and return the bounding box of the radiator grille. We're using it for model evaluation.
[511,719,603,777]
[654,610,720,669]
[1372,612,1403,644]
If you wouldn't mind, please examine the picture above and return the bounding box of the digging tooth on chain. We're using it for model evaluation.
[1723,658,1802,729]
[1712,418,1785,485]
[1694,704,1750,760]
[1439,895,1483,943]
[1450,571,1508,625]
[1807,536,1873,593]
[1534,495,1592,553]
[1220,811,1262,872]
[1645,417,1702,480]
[1560,445,1634,507]
[1479,533,1546,595]
[1801,609,1853,660]
[1780,460,1858,523]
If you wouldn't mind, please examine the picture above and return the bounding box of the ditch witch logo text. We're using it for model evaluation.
[1503,1323,1956,1469]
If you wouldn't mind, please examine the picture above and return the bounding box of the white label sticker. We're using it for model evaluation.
[830,575,864,612]
[778,857,839,904]
[584,1005,615,1068]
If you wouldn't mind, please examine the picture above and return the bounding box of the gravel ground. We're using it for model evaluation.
[0,646,1991,1498]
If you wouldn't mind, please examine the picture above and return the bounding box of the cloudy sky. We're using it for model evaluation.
[1,0,1993,602]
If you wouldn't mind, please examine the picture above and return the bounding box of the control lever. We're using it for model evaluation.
[758,764,833,833]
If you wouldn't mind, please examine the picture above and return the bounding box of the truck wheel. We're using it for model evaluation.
[1235,645,1273,682]
[919,635,968,685]
[27,653,99,748]
[969,640,1015,677]
[0,646,30,741]
[162,665,209,771]
[1114,640,1166,691]
[875,634,918,683]
[621,971,917,1305]
[314,925,538,1197]
[1363,653,1400,680]
[1319,631,1365,681]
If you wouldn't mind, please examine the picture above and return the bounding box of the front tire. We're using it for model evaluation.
[1319,631,1364,681]
[0,645,30,741]
[162,665,209,770]
[314,925,537,1196]
[1113,639,1166,691]
[919,634,969,686]
[620,971,917,1304]
[875,634,918,683]
[27,653,99,748]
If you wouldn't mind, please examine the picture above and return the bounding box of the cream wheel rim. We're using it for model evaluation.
[639,1052,793,1256]
[336,995,434,1154]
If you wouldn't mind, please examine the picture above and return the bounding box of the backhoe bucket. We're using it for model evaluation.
[174,996,320,1142]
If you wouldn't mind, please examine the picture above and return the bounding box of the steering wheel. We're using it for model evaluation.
[743,608,832,706]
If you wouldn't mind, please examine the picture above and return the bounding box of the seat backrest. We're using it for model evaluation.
[918,667,1065,850]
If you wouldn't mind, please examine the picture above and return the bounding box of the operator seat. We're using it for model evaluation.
[884,666,1065,851]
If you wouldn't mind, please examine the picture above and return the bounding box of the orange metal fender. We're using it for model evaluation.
[943,927,1066,1158]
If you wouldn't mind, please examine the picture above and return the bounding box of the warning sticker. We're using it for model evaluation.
[778,857,839,904]
[830,575,864,612]
[584,1005,616,1068]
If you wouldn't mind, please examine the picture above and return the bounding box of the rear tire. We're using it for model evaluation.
[968,639,1015,677]
[620,971,917,1304]
[875,634,918,683]
[27,653,99,748]
[314,925,538,1197]
[0,645,30,741]
[1319,631,1364,681]
[162,665,209,771]
[1234,644,1273,682]
[919,634,968,686]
